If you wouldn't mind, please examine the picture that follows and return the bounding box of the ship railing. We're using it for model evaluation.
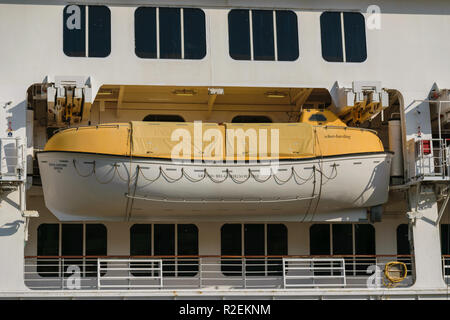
[0,137,26,182]
[413,138,450,180]
[23,255,415,290]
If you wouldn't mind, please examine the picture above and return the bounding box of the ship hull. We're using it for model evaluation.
[37,151,392,221]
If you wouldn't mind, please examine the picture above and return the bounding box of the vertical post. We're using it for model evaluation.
[97,258,100,290]
[409,185,447,288]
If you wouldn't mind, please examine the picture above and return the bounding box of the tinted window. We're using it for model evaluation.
[154,224,175,276]
[267,224,288,255]
[310,224,330,255]
[135,7,206,60]
[441,224,449,255]
[61,224,83,256]
[135,7,157,58]
[159,8,181,59]
[88,6,111,57]
[276,11,299,61]
[320,11,366,63]
[130,224,151,255]
[320,12,343,62]
[252,10,274,61]
[228,10,251,60]
[183,8,206,59]
[309,114,327,122]
[232,115,272,123]
[343,12,367,62]
[177,224,199,276]
[63,5,110,57]
[63,5,86,57]
[396,224,410,255]
[37,224,59,256]
[244,224,265,255]
[85,224,107,255]
[37,224,59,277]
[229,9,298,61]
[143,114,185,122]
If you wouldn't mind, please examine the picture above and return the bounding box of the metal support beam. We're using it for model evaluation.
[116,85,125,118]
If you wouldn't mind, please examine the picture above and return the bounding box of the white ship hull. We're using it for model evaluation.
[38,151,392,221]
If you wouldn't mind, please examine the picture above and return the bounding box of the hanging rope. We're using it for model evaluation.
[71,158,336,188]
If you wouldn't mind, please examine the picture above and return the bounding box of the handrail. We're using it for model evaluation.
[24,254,414,259]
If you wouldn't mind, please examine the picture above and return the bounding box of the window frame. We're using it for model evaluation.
[220,223,288,276]
[63,5,111,58]
[320,11,367,63]
[228,9,299,62]
[129,223,199,277]
[134,7,207,60]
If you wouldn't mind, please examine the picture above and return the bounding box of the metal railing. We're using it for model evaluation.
[0,137,25,182]
[24,255,417,290]
[415,138,448,179]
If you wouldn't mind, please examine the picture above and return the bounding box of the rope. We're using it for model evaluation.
[72,158,332,189]
[383,261,408,288]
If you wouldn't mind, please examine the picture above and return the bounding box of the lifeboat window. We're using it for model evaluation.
[228,9,299,61]
[221,224,287,276]
[130,224,199,277]
[320,12,367,63]
[37,223,107,278]
[143,114,185,122]
[231,115,272,123]
[308,113,327,122]
[310,224,375,275]
[63,5,111,58]
[135,7,206,60]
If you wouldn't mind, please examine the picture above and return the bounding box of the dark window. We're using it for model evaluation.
[63,5,86,57]
[85,224,107,277]
[252,10,275,61]
[143,114,185,122]
[130,224,152,277]
[310,224,376,276]
[276,11,299,61]
[159,8,181,59]
[135,7,205,60]
[244,224,265,276]
[183,8,206,59]
[135,7,157,58]
[228,9,298,61]
[309,224,331,276]
[37,224,107,278]
[231,115,272,123]
[177,224,199,276]
[343,12,367,63]
[442,224,450,277]
[63,5,111,58]
[221,224,242,276]
[37,224,59,277]
[320,12,343,62]
[354,224,375,275]
[221,224,287,276]
[130,224,198,277]
[267,224,287,275]
[396,224,412,276]
[61,224,83,277]
[308,114,327,122]
[396,224,410,255]
[154,224,175,276]
[228,10,251,60]
[88,6,111,57]
[310,224,331,255]
[320,11,366,63]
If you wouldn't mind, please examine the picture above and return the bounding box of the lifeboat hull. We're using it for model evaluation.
[37,151,392,221]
